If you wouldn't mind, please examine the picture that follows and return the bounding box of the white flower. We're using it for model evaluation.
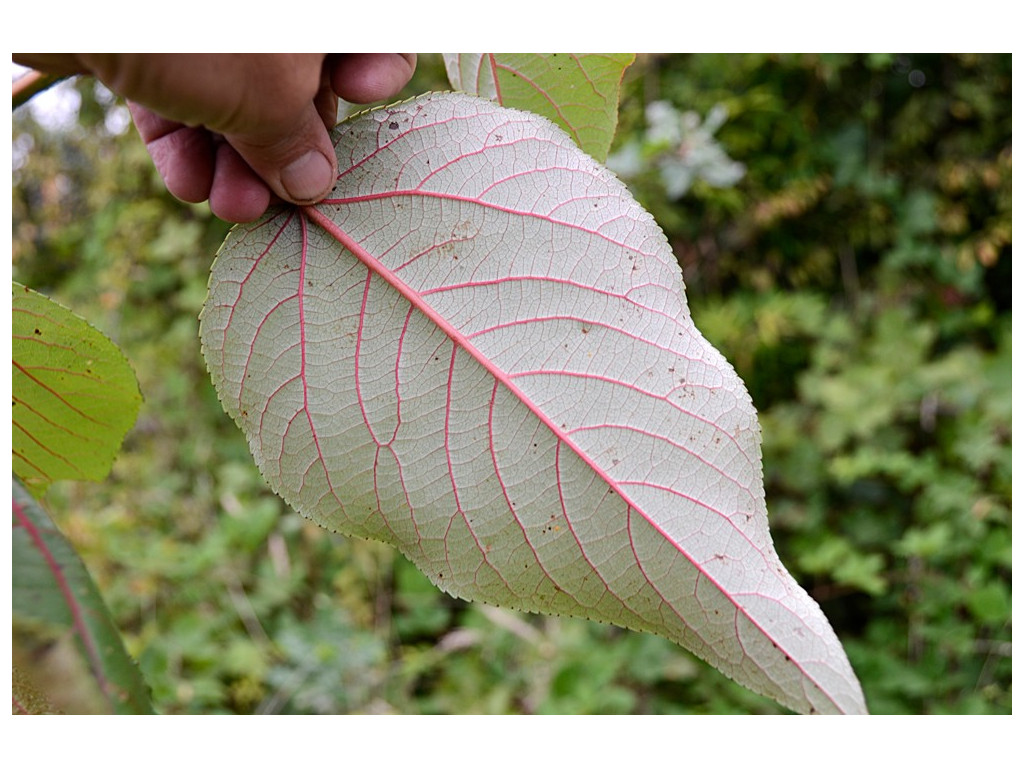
[608,100,745,199]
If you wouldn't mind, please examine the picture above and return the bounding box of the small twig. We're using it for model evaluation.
[478,604,544,645]
[225,580,272,647]
[838,245,861,307]
[12,69,67,110]
[974,630,1011,692]
[974,639,1012,657]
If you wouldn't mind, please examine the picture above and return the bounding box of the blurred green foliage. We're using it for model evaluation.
[11,53,1010,714]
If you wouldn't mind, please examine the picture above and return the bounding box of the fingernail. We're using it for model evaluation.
[281,150,334,203]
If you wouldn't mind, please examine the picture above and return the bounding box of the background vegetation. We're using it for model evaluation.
[12,53,1011,714]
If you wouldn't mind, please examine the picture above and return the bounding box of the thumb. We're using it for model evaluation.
[223,100,339,206]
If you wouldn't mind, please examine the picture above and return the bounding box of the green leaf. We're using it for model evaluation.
[12,282,142,496]
[12,478,154,714]
[443,53,634,161]
[798,536,887,596]
[965,581,1010,625]
[895,523,953,558]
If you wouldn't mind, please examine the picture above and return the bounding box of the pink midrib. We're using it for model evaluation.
[13,496,111,701]
[300,204,840,712]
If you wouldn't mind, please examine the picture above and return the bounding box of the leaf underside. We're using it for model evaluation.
[200,92,867,714]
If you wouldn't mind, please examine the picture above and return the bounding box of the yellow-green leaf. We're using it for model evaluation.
[443,53,634,162]
[12,282,142,496]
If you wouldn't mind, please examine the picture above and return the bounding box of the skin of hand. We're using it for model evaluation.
[13,53,417,222]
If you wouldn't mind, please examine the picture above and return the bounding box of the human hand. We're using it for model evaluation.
[14,54,417,222]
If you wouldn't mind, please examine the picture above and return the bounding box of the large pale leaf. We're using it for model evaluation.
[200,92,867,714]
[443,53,634,162]
[12,282,142,496]
[12,479,154,714]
